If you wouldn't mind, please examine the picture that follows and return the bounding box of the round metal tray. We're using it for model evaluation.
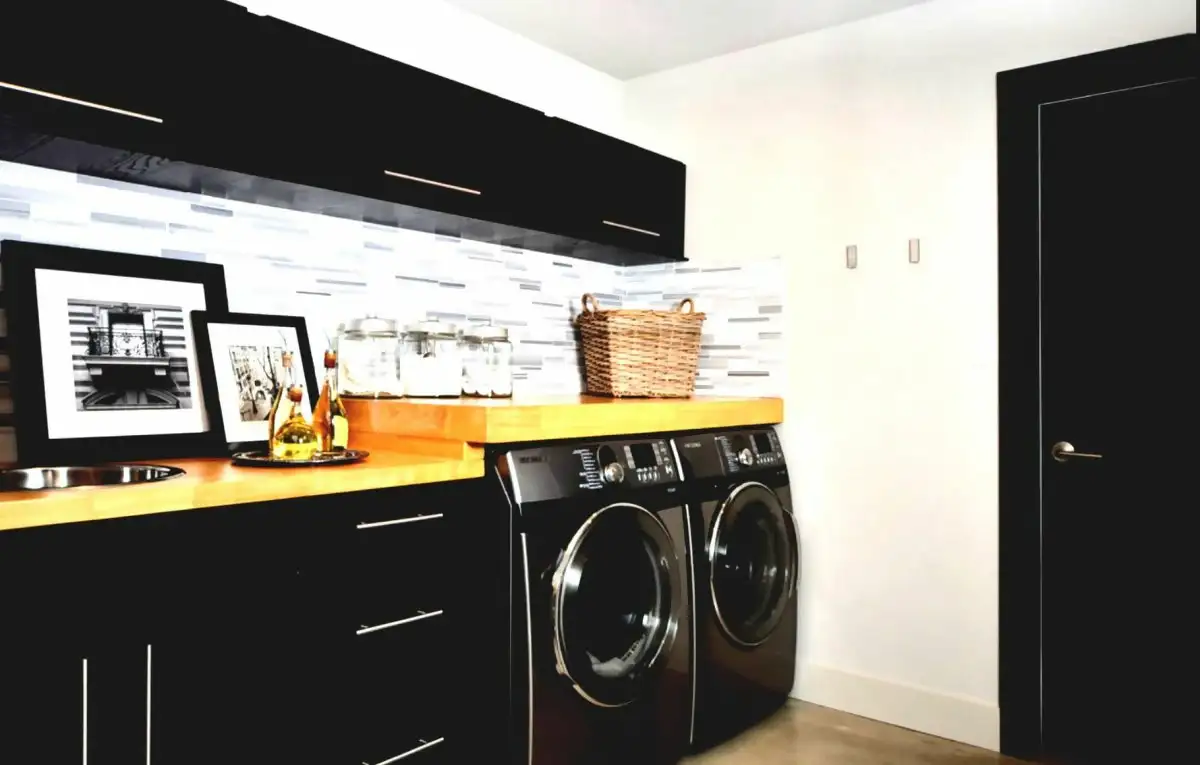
[231,449,369,467]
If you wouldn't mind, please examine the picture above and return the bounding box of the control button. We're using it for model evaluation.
[603,462,626,484]
[738,448,755,467]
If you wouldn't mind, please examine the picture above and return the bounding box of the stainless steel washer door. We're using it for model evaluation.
[551,502,681,708]
[709,482,798,648]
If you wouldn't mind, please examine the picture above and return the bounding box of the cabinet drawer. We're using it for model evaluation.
[356,509,447,631]
[355,613,449,765]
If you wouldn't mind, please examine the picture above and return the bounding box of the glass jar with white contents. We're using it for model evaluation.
[337,317,403,398]
[481,325,513,398]
[461,328,488,397]
[461,325,513,397]
[402,321,462,397]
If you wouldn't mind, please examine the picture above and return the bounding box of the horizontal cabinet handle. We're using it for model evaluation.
[602,219,661,237]
[373,736,445,764]
[384,169,481,195]
[357,609,444,636]
[357,512,444,530]
[0,79,163,123]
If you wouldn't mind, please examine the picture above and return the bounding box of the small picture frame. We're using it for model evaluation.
[191,312,319,453]
[1,241,230,465]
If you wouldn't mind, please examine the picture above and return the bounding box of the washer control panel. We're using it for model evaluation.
[592,439,675,487]
[503,438,681,503]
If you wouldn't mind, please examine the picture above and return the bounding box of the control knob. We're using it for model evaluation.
[737,448,755,467]
[602,462,626,484]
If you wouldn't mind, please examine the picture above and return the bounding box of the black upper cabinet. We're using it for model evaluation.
[0,0,686,263]
[539,118,686,259]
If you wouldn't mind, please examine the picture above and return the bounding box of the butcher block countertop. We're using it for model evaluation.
[344,395,784,444]
[0,396,780,532]
[0,449,483,532]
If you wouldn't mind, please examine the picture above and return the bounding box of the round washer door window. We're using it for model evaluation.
[709,482,798,647]
[552,502,681,707]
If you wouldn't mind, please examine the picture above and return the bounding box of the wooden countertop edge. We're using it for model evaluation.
[0,449,484,533]
[344,395,784,444]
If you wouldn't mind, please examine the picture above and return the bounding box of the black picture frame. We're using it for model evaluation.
[1,241,229,465]
[191,311,320,454]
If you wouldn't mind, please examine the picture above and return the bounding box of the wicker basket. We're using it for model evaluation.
[577,293,706,398]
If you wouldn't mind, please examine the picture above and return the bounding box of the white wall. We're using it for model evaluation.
[624,0,1195,750]
[233,0,627,136]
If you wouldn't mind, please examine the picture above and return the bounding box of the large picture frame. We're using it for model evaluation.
[1,241,229,465]
[191,311,319,453]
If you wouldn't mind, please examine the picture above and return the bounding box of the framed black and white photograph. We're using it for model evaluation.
[191,312,318,452]
[1,241,228,464]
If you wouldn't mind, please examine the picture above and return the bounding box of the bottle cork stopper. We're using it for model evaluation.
[281,351,293,368]
[323,350,337,368]
[287,385,304,403]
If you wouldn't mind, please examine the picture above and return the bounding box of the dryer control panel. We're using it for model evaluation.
[674,428,785,479]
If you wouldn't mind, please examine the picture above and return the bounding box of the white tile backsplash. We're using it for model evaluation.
[0,159,783,462]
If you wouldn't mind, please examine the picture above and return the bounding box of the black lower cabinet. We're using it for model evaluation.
[0,478,486,764]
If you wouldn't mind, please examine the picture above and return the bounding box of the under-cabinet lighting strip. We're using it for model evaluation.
[384,169,481,195]
[356,513,443,530]
[0,80,163,123]
[373,736,445,764]
[356,609,444,636]
[601,219,660,237]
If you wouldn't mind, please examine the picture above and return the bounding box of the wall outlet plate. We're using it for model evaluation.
[908,238,920,264]
[846,245,858,269]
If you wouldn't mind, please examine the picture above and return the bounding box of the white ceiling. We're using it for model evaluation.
[441,0,934,79]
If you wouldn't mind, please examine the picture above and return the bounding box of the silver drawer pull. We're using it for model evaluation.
[82,658,88,765]
[602,219,661,237]
[372,737,445,764]
[357,609,444,636]
[0,80,163,123]
[357,513,443,530]
[384,169,481,195]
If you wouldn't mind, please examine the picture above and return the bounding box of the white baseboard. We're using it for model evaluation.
[793,663,1000,751]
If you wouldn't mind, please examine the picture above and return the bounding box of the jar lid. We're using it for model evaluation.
[343,316,398,335]
[412,320,456,336]
[472,325,508,341]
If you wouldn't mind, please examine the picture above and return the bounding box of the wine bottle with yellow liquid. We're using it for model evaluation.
[312,349,349,451]
[266,351,293,454]
[272,385,320,461]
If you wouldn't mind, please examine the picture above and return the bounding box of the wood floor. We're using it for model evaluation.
[684,701,1022,765]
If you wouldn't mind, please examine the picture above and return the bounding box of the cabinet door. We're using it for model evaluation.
[143,501,349,764]
[0,520,148,764]
[357,63,547,232]
[540,118,686,259]
[0,2,184,157]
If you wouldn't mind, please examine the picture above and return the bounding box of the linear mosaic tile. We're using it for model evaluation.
[0,160,784,462]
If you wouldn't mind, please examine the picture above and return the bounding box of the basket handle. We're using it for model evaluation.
[581,293,601,313]
[674,297,696,314]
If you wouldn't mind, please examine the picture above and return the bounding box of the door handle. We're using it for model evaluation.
[1051,441,1103,462]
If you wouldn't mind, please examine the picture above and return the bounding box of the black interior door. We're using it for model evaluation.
[1037,48,1196,765]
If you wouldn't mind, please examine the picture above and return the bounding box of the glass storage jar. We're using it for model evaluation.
[461,328,488,397]
[337,316,403,398]
[481,325,513,398]
[401,321,462,397]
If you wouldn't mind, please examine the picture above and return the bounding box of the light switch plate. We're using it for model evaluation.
[846,245,858,269]
[908,238,920,264]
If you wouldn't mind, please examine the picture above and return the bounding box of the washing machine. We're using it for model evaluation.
[673,427,799,750]
[496,437,692,765]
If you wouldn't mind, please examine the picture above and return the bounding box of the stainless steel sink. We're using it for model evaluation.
[0,465,186,491]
